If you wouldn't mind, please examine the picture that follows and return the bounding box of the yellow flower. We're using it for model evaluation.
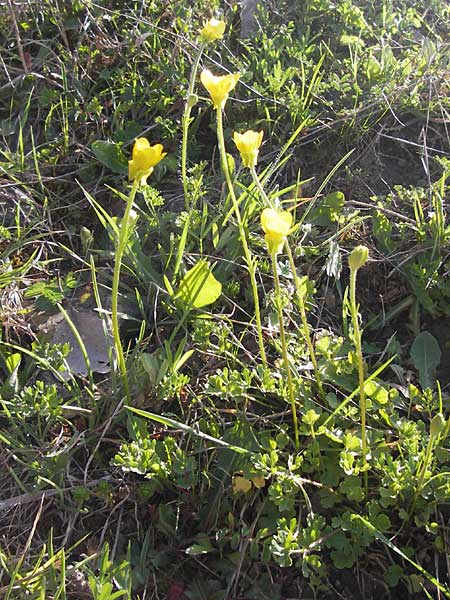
[232,474,252,494]
[233,130,264,168]
[261,207,293,255]
[199,18,226,43]
[251,476,266,489]
[128,137,166,184]
[200,69,239,110]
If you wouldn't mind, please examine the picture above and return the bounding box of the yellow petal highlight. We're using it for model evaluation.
[261,208,293,255]
[199,18,226,43]
[128,137,167,184]
[200,69,239,110]
[233,129,264,168]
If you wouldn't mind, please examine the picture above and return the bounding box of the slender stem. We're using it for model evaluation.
[349,267,368,495]
[250,164,274,209]
[271,250,299,449]
[285,243,326,403]
[416,437,434,498]
[249,164,325,403]
[111,178,139,406]
[181,43,204,209]
[216,108,268,368]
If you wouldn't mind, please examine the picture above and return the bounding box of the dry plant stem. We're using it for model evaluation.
[285,243,326,403]
[6,0,29,74]
[181,43,204,209]
[270,250,299,449]
[349,267,368,495]
[216,108,267,368]
[111,177,139,408]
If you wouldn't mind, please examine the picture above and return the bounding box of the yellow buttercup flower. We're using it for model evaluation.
[128,137,166,185]
[199,18,226,43]
[261,207,293,255]
[233,130,264,168]
[200,69,239,110]
[232,474,252,494]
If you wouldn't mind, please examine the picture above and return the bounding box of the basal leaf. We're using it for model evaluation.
[92,140,128,174]
[307,191,345,226]
[174,260,222,309]
[410,331,441,389]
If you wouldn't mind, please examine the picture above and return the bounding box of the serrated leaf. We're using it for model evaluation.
[410,331,441,389]
[174,260,222,309]
[92,140,128,174]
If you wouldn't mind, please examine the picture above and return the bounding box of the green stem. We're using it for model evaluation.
[415,437,434,500]
[249,164,325,403]
[111,177,139,406]
[250,164,274,209]
[349,267,368,495]
[181,43,204,210]
[271,250,299,449]
[216,108,267,369]
[285,243,326,404]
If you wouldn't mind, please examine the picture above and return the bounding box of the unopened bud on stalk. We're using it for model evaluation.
[348,245,369,271]
[430,413,445,438]
[187,93,198,109]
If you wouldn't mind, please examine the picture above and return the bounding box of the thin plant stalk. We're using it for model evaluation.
[285,244,326,403]
[349,267,368,495]
[270,250,299,449]
[111,177,139,406]
[410,413,445,516]
[181,43,204,209]
[249,164,325,402]
[216,109,267,368]
[174,43,204,277]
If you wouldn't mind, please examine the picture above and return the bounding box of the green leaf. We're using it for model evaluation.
[92,140,128,174]
[5,352,21,374]
[410,331,441,389]
[185,541,214,556]
[384,564,404,587]
[174,260,222,309]
[307,191,345,226]
[364,380,389,405]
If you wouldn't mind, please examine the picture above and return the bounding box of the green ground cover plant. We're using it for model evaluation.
[0,0,449,598]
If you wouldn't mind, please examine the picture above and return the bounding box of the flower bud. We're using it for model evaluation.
[430,413,445,438]
[348,245,369,271]
[187,93,198,109]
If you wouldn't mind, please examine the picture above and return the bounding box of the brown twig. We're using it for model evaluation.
[5,0,29,74]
